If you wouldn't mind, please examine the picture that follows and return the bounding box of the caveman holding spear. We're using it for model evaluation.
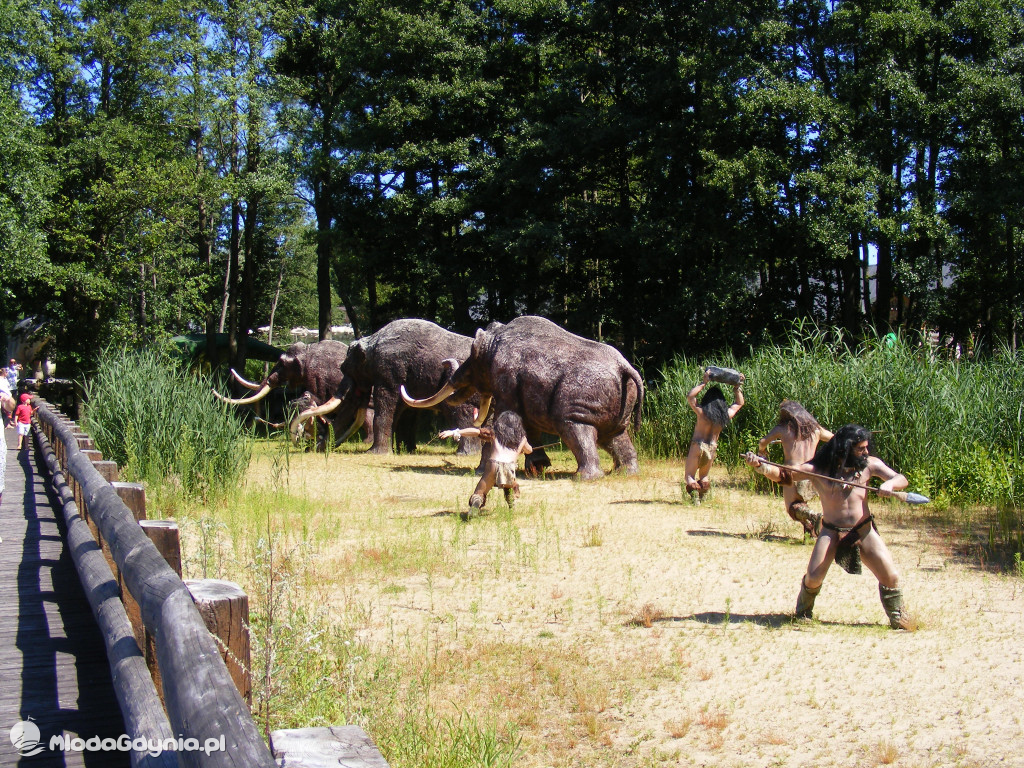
[744,424,913,629]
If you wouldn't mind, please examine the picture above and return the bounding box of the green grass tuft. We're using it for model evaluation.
[82,345,250,505]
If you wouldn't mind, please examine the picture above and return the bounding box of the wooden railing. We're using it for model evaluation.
[30,395,390,768]
[32,398,276,768]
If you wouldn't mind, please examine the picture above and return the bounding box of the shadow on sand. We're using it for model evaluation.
[646,613,879,630]
[653,612,794,629]
[686,528,797,544]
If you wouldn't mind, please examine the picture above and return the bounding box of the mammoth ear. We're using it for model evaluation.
[471,328,488,358]
[343,343,367,371]
[440,358,461,379]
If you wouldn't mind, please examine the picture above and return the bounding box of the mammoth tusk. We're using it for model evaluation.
[305,395,342,418]
[289,409,316,441]
[212,383,272,405]
[230,368,264,390]
[474,395,492,426]
[336,409,366,444]
[400,383,455,408]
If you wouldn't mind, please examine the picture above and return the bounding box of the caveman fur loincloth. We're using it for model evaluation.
[794,478,817,502]
[822,514,876,574]
[490,460,517,488]
[691,440,717,472]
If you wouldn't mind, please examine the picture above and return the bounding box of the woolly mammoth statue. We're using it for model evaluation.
[212,340,372,446]
[402,315,643,480]
[295,319,481,455]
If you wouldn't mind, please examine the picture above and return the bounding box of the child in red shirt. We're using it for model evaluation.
[14,393,34,450]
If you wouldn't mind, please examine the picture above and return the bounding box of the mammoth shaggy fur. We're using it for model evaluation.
[424,315,644,480]
[334,319,481,455]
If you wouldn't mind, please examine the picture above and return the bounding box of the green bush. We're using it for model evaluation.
[83,346,251,503]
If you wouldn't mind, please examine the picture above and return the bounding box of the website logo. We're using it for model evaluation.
[10,719,44,757]
[8,718,226,758]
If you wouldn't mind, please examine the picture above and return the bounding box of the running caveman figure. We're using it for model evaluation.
[439,410,532,521]
[684,371,744,504]
[757,400,834,538]
[745,424,910,629]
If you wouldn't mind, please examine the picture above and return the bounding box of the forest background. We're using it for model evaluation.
[2,0,1023,376]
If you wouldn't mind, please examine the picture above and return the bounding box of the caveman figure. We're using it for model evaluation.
[439,410,532,521]
[746,425,910,629]
[684,370,744,504]
[757,400,834,537]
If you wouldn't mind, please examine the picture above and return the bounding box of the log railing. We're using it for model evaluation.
[32,398,277,768]
[30,395,390,768]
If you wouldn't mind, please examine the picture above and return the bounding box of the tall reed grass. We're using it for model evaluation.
[83,346,251,503]
[639,322,1024,517]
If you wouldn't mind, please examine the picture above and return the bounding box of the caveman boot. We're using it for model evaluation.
[685,480,701,506]
[789,503,822,538]
[879,584,906,629]
[795,576,821,619]
[461,494,486,522]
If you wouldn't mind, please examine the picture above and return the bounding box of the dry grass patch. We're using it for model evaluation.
[627,602,665,628]
[171,442,1024,768]
[697,707,729,731]
[581,523,603,547]
[663,715,693,739]
[870,738,901,765]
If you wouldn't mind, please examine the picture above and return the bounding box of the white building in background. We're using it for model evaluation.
[255,325,355,345]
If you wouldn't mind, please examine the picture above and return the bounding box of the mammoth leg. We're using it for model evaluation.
[524,428,551,477]
[368,389,397,454]
[561,423,603,481]
[602,431,639,476]
[393,409,417,454]
[362,407,374,444]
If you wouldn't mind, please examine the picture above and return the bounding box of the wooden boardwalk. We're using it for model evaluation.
[0,427,129,767]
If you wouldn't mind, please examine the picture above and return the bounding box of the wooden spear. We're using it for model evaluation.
[745,453,931,505]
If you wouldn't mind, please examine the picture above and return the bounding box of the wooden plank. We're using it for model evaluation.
[0,426,131,768]
[270,726,391,768]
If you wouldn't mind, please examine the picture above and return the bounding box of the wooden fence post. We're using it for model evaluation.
[140,520,181,576]
[112,482,147,649]
[185,579,252,707]
[79,449,104,526]
[139,519,182,698]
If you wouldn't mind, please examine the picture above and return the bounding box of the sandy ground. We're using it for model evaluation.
[241,446,1024,768]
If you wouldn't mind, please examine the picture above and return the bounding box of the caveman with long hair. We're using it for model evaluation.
[757,400,834,537]
[745,424,909,629]
[684,370,744,504]
[439,410,532,521]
